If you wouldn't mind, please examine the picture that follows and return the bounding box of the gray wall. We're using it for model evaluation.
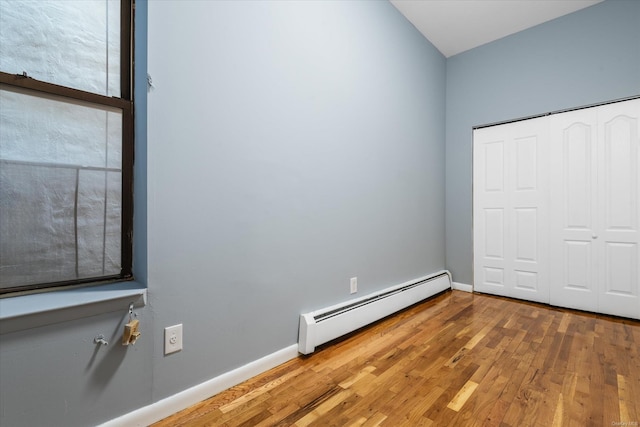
[0,3,152,427]
[445,0,640,285]
[4,1,639,425]
[147,0,446,401]
[0,1,445,426]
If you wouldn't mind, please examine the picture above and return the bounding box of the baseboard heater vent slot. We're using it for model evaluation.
[298,270,451,354]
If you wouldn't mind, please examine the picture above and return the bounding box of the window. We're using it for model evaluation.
[0,0,133,294]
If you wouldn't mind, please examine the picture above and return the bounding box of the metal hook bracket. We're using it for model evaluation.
[123,303,141,346]
[94,334,109,346]
[128,303,138,321]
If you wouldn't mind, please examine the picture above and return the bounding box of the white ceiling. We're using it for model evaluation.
[390,0,604,57]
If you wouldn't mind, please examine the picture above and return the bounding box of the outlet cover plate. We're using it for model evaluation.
[164,324,183,355]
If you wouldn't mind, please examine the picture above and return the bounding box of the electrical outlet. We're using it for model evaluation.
[164,324,183,355]
[350,277,358,294]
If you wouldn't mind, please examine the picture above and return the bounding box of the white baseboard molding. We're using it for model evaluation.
[452,282,473,293]
[99,344,299,427]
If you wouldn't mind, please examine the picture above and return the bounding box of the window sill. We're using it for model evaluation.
[0,281,147,335]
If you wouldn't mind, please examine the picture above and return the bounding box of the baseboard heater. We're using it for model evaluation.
[298,270,452,354]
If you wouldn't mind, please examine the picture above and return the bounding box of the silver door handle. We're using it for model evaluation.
[592,235,598,239]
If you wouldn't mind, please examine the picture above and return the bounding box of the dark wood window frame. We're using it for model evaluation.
[0,0,134,295]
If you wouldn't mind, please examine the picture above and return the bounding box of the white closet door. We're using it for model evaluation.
[474,126,508,296]
[475,98,639,319]
[549,108,599,312]
[474,117,549,303]
[596,99,640,319]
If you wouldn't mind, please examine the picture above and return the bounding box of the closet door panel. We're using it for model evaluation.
[604,242,637,293]
[508,118,548,302]
[484,208,505,259]
[597,99,640,319]
[563,240,593,290]
[474,127,508,295]
[474,117,548,303]
[549,109,598,312]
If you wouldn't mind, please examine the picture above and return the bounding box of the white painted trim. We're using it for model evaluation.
[99,344,299,427]
[0,282,146,335]
[452,282,473,293]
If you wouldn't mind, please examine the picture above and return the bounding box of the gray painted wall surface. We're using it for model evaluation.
[147,0,445,402]
[0,2,445,426]
[0,309,154,427]
[0,3,151,427]
[445,0,640,285]
[5,1,638,425]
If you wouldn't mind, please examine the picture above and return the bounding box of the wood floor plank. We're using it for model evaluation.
[460,367,509,426]
[360,412,387,427]
[220,367,306,414]
[447,380,478,411]
[152,291,640,427]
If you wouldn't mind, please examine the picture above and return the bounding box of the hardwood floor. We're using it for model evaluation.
[153,290,640,427]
